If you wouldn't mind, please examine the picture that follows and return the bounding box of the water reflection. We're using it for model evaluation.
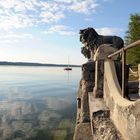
[0,66,81,140]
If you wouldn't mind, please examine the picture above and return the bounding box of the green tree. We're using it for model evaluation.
[125,13,140,66]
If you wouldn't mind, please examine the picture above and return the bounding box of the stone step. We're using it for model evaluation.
[92,111,123,140]
[88,93,109,120]
[128,88,138,94]
[88,93,123,140]
[128,81,139,89]
[128,80,139,94]
[128,93,140,101]
[73,123,93,140]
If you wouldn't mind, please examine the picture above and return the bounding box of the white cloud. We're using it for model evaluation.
[0,33,33,39]
[42,25,75,36]
[0,14,34,30]
[0,39,19,44]
[40,11,64,23]
[102,0,113,2]
[53,0,98,14]
[0,0,99,30]
[0,33,33,44]
[69,0,98,14]
[96,27,123,35]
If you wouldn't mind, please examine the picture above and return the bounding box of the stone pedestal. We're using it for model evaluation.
[93,60,104,98]
[78,60,95,123]
[93,44,118,98]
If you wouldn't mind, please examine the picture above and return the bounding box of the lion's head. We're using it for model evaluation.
[80,28,98,59]
[79,27,98,49]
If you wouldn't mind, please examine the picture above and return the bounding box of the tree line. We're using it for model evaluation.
[125,13,140,66]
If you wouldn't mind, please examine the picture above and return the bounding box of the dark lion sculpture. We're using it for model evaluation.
[80,27,124,59]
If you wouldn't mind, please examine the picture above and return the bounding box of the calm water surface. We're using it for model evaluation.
[0,66,81,140]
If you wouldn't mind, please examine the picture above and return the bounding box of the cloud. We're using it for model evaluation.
[40,11,64,23]
[42,25,76,36]
[102,0,113,2]
[68,0,98,14]
[96,27,123,35]
[0,0,40,30]
[0,39,19,44]
[0,33,33,44]
[0,33,33,39]
[0,0,99,30]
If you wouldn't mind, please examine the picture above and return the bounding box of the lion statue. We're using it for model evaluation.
[80,27,124,59]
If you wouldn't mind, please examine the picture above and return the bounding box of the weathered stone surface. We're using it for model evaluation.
[138,64,140,94]
[93,60,104,98]
[82,60,95,82]
[114,61,122,86]
[73,123,93,140]
[81,46,91,59]
[94,44,118,61]
[93,45,122,98]
[75,27,140,140]
[93,113,123,140]
[81,84,90,122]
[76,61,95,124]
[104,60,140,140]
[128,81,139,99]
[88,94,123,140]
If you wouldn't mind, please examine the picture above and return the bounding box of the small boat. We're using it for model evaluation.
[64,57,72,71]
[64,67,72,70]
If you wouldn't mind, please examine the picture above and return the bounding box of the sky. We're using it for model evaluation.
[0,0,139,65]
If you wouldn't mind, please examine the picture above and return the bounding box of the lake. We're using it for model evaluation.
[0,66,81,140]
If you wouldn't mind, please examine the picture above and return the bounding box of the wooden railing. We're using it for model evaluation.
[108,40,140,98]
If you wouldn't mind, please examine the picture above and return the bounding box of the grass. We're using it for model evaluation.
[129,66,139,81]
[129,75,139,81]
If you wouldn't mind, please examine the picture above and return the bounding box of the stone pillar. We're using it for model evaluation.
[92,44,119,98]
[79,60,95,122]
[93,60,104,97]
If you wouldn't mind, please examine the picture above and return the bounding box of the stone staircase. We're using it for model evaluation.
[74,45,140,140]
[128,81,139,101]
[89,94,123,140]
[74,90,123,140]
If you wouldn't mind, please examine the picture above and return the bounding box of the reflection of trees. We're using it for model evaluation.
[26,128,53,140]
[13,130,25,139]
[58,102,76,118]
[0,99,76,140]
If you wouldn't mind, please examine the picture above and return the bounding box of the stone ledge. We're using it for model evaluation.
[88,93,123,140]
[104,60,140,140]
[73,123,93,140]
[89,93,108,114]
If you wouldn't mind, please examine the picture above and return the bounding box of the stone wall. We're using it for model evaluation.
[93,44,119,98]
[77,60,95,123]
[74,61,95,140]
[75,43,140,140]
[104,60,140,140]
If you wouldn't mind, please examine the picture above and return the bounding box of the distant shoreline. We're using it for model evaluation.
[0,61,81,67]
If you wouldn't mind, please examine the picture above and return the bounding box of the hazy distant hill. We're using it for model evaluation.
[0,61,81,67]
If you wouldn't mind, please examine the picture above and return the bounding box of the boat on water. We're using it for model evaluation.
[64,67,72,70]
[64,57,72,71]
